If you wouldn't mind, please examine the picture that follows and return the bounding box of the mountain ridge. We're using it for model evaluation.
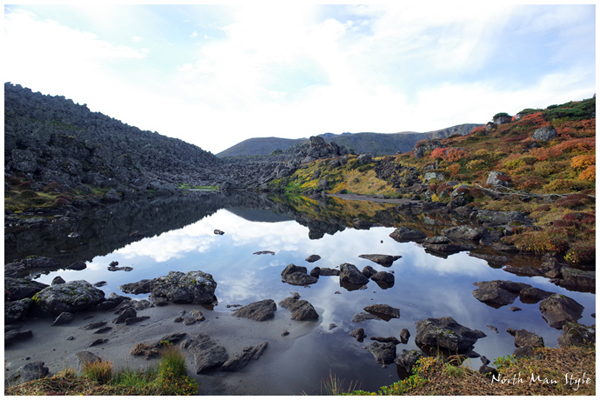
[216,124,483,158]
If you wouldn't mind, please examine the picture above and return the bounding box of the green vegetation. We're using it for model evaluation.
[5,346,199,395]
[345,346,595,396]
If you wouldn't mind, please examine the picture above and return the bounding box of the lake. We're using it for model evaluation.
[5,192,596,395]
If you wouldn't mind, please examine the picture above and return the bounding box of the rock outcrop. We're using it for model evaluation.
[32,280,105,316]
[120,271,217,305]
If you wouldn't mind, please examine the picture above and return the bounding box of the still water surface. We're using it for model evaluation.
[27,198,596,394]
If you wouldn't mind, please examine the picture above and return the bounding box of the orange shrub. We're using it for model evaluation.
[570,155,595,170]
[578,165,595,181]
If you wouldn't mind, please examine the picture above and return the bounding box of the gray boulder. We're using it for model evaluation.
[281,264,318,286]
[539,294,584,328]
[5,361,49,386]
[5,277,48,300]
[415,317,486,357]
[350,327,367,341]
[364,304,400,320]
[32,280,105,316]
[400,328,410,344]
[371,271,395,287]
[389,227,427,242]
[367,341,396,364]
[396,349,427,374]
[358,254,401,267]
[180,334,228,374]
[557,323,595,348]
[232,299,277,321]
[5,298,34,324]
[507,328,545,348]
[52,311,75,326]
[362,266,377,279]
[279,297,319,321]
[305,254,321,263]
[221,342,268,371]
[532,126,557,141]
[486,171,511,187]
[121,270,217,305]
[319,268,340,276]
[339,263,369,285]
[472,280,531,308]
[442,225,482,242]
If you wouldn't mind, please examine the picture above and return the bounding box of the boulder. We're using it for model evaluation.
[371,271,395,288]
[518,286,554,304]
[532,126,557,141]
[5,298,34,324]
[553,268,595,293]
[358,254,401,267]
[339,263,369,286]
[557,323,595,348]
[357,153,372,165]
[506,328,545,348]
[76,351,101,367]
[5,361,49,386]
[5,329,33,346]
[279,297,319,321]
[442,225,482,242]
[305,255,321,263]
[474,209,532,225]
[370,336,401,345]
[113,307,137,324]
[309,267,321,278]
[180,334,229,374]
[52,311,75,326]
[486,171,511,187]
[414,317,486,357]
[389,227,427,243]
[319,268,340,276]
[400,328,410,344]
[5,277,48,301]
[363,304,400,320]
[32,280,105,316]
[281,264,318,286]
[232,299,277,321]
[362,266,377,279]
[221,342,268,372]
[350,328,367,341]
[367,341,397,364]
[396,349,427,374]
[472,280,531,308]
[121,271,217,305]
[539,293,584,329]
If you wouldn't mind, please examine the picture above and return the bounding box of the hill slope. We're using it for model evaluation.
[216,124,482,157]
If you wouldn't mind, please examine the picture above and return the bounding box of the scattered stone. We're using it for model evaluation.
[94,281,107,287]
[280,330,289,337]
[351,312,381,324]
[363,304,400,320]
[51,276,66,285]
[83,321,107,330]
[366,342,396,364]
[5,329,33,346]
[400,329,410,344]
[339,263,369,286]
[358,254,401,267]
[214,229,225,235]
[518,286,554,304]
[90,338,108,347]
[389,227,427,243]
[396,349,427,374]
[371,271,395,286]
[506,328,544,348]
[371,336,401,345]
[233,299,277,321]
[472,280,531,308]
[109,261,119,267]
[281,264,318,286]
[350,328,367,341]
[180,333,229,374]
[362,266,377,279]
[108,266,133,272]
[319,268,340,276]
[253,251,275,255]
[510,306,522,312]
[486,325,499,334]
[76,351,100,366]
[125,316,150,325]
[310,267,321,278]
[329,323,337,330]
[113,307,137,324]
[66,336,75,340]
[305,255,321,263]
[557,323,595,348]
[5,361,49,385]
[415,317,486,357]
[94,327,112,334]
[539,293,584,329]
[291,292,300,299]
[221,342,268,372]
[131,343,160,359]
[279,297,319,321]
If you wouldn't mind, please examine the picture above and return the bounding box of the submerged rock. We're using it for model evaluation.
[363,304,400,320]
[279,297,319,321]
[358,254,402,267]
[396,349,427,375]
[181,334,228,374]
[350,327,367,341]
[232,299,277,321]
[366,341,396,364]
[506,328,545,348]
[281,264,318,286]
[389,227,427,243]
[221,342,268,372]
[339,263,369,286]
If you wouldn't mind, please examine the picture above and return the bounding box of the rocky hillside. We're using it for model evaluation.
[216,124,482,157]
[4,83,224,194]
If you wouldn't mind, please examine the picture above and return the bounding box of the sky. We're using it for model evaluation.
[3,2,596,154]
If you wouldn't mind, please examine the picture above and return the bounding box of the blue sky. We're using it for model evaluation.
[3,3,596,154]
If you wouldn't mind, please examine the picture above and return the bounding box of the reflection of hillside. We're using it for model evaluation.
[225,207,292,223]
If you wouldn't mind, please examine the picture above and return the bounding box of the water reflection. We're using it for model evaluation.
[6,193,597,395]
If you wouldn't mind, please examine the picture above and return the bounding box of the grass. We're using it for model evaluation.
[348,345,595,396]
[5,345,199,396]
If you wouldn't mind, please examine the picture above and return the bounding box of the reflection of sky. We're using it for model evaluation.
[36,208,596,390]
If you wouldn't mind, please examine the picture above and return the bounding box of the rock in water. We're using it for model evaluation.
[363,304,400,320]
[367,341,396,364]
[32,280,106,316]
[414,316,486,357]
[221,342,269,371]
[339,263,369,285]
[279,297,319,321]
[539,293,584,329]
[358,254,401,267]
[232,300,277,321]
